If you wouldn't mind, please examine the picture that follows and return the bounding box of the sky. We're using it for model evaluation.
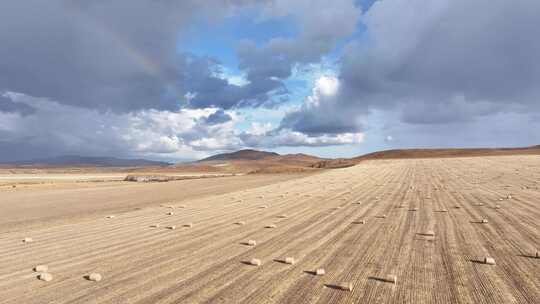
[1,0,539,162]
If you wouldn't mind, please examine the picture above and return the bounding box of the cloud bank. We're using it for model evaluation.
[1,0,539,161]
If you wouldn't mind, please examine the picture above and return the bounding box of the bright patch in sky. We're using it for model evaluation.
[316,76,339,96]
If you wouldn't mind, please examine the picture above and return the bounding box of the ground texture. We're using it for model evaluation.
[0,156,539,303]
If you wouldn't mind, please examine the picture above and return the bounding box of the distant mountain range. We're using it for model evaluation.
[3,155,170,167]
[3,145,539,170]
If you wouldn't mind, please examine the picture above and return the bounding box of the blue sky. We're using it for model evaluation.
[1,0,540,162]
[176,5,370,158]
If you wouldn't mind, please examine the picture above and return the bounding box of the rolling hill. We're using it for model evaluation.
[199,149,279,162]
[173,149,327,174]
[311,145,540,168]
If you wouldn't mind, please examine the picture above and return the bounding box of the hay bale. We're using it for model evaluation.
[277,215,288,219]
[34,265,48,272]
[88,273,102,282]
[22,237,33,243]
[259,205,268,209]
[410,208,418,211]
[265,224,277,229]
[483,257,496,265]
[106,215,115,219]
[184,223,193,228]
[481,219,489,224]
[533,250,539,259]
[378,214,387,219]
[249,258,262,266]
[167,212,174,215]
[38,273,53,282]
[439,209,448,213]
[353,220,366,224]
[454,205,461,209]
[150,224,160,228]
[247,240,257,246]
[315,268,325,276]
[506,194,513,199]
[424,230,435,236]
[284,257,295,265]
[179,205,186,208]
[166,225,176,230]
[494,205,501,209]
[336,282,353,291]
[235,221,246,226]
[382,275,397,284]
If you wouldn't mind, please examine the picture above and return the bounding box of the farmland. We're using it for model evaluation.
[0,155,539,303]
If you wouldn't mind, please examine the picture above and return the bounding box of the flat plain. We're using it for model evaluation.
[0,155,539,303]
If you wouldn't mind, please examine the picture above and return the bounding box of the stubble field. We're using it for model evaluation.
[0,156,539,303]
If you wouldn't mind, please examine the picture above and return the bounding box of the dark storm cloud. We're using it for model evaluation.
[0,0,273,113]
[178,54,288,109]
[283,0,540,134]
[0,0,361,113]
[183,0,362,110]
[236,0,361,94]
[280,104,361,135]
[0,0,366,161]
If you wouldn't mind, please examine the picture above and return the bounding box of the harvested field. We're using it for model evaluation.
[0,174,304,230]
[0,155,539,303]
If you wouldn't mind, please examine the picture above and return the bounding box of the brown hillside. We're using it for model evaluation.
[353,145,540,161]
[173,150,327,174]
[312,145,540,168]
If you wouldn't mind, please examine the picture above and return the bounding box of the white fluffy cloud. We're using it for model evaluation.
[0,91,362,161]
[281,75,364,135]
